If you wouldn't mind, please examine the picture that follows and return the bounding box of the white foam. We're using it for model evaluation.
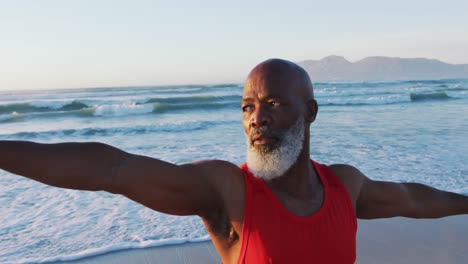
[93,102,154,117]
[321,94,409,105]
[18,236,211,264]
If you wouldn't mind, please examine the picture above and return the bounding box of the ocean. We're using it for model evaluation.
[1,79,467,263]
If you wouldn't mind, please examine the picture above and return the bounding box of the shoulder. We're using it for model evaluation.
[189,160,247,231]
[185,159,244,180]
[184,159,246,203]
[328,163,365,179]
[328,164,367,207]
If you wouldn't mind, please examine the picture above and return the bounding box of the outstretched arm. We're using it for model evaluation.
[357,178,468,219]
[1,141,124,190]
[331,164,468,219]
[0,140,240,216]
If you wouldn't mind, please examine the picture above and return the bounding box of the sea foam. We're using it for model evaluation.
[93,102,154,117]
[18,237,210,264]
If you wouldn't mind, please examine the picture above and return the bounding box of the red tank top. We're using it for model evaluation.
[237,160,357,264]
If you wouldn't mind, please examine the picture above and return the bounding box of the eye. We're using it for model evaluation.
[270,101,281,107]
[242,105,254,112]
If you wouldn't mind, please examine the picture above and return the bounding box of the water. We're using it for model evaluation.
[1,80,467,263]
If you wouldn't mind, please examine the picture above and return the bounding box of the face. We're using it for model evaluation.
[245,116,305,180]
[242,69,308,180]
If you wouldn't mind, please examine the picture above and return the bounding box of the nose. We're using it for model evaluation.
[250,105,270,128]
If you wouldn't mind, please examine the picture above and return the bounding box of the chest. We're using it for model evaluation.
[239,186,357,263]
[269,185,324,217]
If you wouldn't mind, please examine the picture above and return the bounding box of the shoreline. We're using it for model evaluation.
[57,241,219,264]
[53,215,468,264]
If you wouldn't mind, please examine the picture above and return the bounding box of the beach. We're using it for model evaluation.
[61,216,468,264]
[1,80,467,263]
[356,216,468,264]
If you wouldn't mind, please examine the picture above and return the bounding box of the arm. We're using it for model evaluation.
[0,140,240,216]
[331,164,468,219]
[358,179,468,219]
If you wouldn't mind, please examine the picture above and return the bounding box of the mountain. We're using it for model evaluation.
[297,56,468,81]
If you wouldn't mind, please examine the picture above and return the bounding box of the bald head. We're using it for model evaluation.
[245,58,314,100]
[242,58,318,127]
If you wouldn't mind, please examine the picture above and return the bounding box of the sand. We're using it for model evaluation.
[356,216,468,264]
[60,215,468,264]
[60,241,220,264]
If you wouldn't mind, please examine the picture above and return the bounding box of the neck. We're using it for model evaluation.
[265,143,320,199]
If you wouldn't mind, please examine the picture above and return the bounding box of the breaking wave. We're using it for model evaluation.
[410,92,451,101]
[0,100,89,115]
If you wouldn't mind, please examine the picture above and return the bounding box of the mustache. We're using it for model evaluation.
[248,126,285,142]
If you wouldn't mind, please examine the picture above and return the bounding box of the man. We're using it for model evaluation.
[1,59,467,263]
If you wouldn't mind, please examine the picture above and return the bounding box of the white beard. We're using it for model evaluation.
[246,117,305,180]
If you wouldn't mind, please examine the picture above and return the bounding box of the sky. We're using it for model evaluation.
[0,0,467,91]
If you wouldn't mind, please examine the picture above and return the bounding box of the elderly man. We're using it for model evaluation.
[1,59,467,263]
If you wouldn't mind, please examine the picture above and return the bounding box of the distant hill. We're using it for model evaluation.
[297,55,468,81]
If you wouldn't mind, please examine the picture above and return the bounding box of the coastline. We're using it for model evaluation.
[55,215,468,264]
[58,241,219,264]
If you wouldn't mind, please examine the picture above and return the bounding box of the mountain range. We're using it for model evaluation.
[297,56,468,81]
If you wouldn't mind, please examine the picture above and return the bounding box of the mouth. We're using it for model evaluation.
[252,134,278,146]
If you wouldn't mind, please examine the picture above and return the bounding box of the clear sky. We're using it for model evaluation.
[1,0,467,91]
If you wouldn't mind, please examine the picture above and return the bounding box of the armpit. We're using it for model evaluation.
[203,207,240,246]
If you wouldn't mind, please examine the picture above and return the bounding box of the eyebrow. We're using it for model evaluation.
[242,95,282,103]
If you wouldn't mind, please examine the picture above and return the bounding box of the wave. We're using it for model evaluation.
[93,103,154,117]
[1,93,460,123]
[0,93,241,111]
[314,78,465,88]
[142,94,241,105]
[0,103,50,114]
[92,101,239,117]
[0,120,235,139]
[410,92,451,101]
[435,87,468,92]
[319,91,458,106]
[319,101,405,107]
[18,236,210,264]
[1,82,465,123]
[0,108,95,123]
[0,111,26,122]
[58,101,89,111]
[206,83,242,88]
[0,100,91,115]
[0,84,242,97]
[153,101,239,113]
[0,95,243,122]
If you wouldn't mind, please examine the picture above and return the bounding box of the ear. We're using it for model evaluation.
[305,99,318,123]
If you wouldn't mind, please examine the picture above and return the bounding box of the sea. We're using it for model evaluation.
[0,79,467,263]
